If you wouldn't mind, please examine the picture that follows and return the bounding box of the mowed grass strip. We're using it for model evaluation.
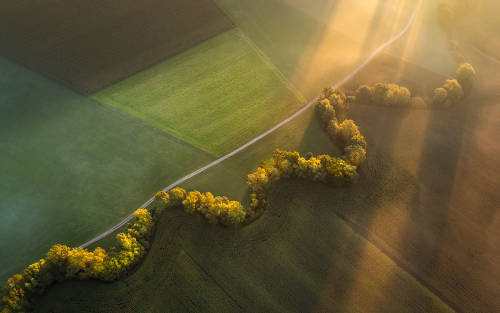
[94,29,306,156]
[0,56,215,282]
[0,0,233,93]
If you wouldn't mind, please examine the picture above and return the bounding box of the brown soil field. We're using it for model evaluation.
[454,0,500,106]
[0,0,233,94]
[344,51,500,312]
[455,0,500,61]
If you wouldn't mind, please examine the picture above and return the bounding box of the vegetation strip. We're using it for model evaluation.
[1,86,365,312]
[354,63,476,108]
[80,0,423,249]
[1,2,425,311]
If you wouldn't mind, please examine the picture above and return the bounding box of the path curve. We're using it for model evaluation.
[81,0,422,248]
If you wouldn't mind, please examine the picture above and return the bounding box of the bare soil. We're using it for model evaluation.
[346,51,500,313]
[0,0,233,94]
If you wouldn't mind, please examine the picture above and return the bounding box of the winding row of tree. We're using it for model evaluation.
[354,63,476,108]
[1,88,366,313]
[0,208,154,312]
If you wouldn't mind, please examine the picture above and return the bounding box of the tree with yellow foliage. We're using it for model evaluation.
[2,86,368,312]
[455,63,476,94]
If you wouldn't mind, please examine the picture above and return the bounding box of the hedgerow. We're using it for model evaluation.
[0,209,154,312]
[355,63,475,109]
[1,87,366,312]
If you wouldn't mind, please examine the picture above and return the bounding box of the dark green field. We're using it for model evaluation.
[4,0,500,312]
[36,105,453,313]
[0,57,216,282]
[0,0,233,93]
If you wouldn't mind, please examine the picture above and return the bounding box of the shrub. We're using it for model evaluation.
[326,119,336,138]
[411,97,428,109]
[432,87,448,106]
[2,86,368,312]
[151,191,170,213]
[315,99,335,128]
[335,120,363,145]
[356,85,374,104]
[181,190,246,226]
[344,144,367,167]
[168,187,187,205]
[373,83,390,105]
[323,87,347,104]
[376,83,411,106]
[323,156,358,185]
[442,79,464,106]
[455,63,476,94]
[322,87,349,121]
[386,85,411,106]
[0,205,158,312]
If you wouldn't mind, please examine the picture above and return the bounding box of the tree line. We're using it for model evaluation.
[354,63,476,108]
[1,88,366,313]
[1,208,154,312]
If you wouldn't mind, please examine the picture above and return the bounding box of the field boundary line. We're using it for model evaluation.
[80,0,422,249]
[334,210,460,313]
[237,29,308,104]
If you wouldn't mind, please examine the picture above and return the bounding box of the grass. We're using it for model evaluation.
[0,56,217,282]
[0,0,233,93]
[35,100,452,313]
[94,29,306,156]
[215,0,415,98]
[37,186,454,313]
[10,1,500,312]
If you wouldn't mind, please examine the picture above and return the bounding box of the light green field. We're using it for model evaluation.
[215,0,415,98]
[94,29,305,156]
[32,1,458,311]
[0,56,216,282]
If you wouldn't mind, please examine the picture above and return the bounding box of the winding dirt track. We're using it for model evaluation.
[81,0,423,248]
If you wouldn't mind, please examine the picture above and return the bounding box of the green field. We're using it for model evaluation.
[0,57,216,282]
[36,105,453,313]
[215,0,415,98]
[6,0,500,312]
[94,29,305,156]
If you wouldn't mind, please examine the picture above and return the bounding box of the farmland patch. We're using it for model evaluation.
[0,0,233,93]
